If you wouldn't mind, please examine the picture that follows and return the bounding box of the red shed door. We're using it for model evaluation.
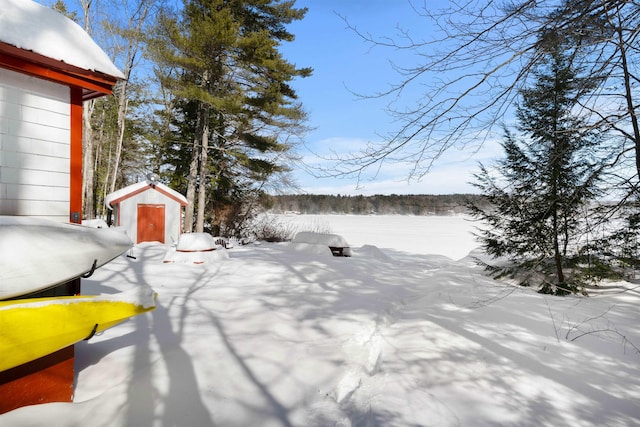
[137,204,165,243]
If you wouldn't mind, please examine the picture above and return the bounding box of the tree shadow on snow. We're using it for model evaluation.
[76,243,215,426]
[240,243,640,426]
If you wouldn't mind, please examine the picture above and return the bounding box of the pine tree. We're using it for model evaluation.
[469,30,607,295]
[149,0,311,233]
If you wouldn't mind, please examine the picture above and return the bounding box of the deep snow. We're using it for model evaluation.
[2,214,639,426]
[0,0,124,78]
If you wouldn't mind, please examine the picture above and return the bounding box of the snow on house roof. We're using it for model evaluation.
[106,181,188,208]
[0,0,124,79]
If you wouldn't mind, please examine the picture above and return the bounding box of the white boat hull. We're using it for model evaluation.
[0,216,133,300]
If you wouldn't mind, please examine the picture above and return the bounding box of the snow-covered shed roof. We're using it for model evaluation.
[106,180,188,208]
[0,0,124,99]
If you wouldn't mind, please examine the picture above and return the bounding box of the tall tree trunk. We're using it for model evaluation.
[80,0,94,219]
[109,81,129,194]
[184,138,199,233]
[93,118,103,217]
[99,126,113,219]
[187,68,211,233]
[108,0,150,194]
[195,108,209,233]
[82,100,95,219]
[184,101,206,232]
[614,8,640,179]
[553,209,565,285]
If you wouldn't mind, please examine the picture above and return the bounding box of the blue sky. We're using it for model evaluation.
[279,0,502,195]
[39,0,502,195]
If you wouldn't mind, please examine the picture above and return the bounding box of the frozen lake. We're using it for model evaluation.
[272,214,479,260]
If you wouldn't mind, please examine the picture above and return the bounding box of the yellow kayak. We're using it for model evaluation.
[0,288,156,372]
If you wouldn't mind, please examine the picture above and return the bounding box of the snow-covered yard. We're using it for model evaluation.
[3,215,639,426]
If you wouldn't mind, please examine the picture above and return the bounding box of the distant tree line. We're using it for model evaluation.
[263,194,488,215]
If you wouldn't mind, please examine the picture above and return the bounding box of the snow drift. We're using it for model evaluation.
[1,215,639,427]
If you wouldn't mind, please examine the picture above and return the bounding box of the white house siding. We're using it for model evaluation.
[0,67,70,222]
[119,189,183,244]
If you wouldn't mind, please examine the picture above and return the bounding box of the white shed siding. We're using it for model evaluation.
[118,189,183,244]
[0,67,70,221]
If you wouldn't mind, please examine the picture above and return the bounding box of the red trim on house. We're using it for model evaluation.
[108,184,188,207]
[156,186,188,207]
[0,43,119,101]
[69,87,83,224]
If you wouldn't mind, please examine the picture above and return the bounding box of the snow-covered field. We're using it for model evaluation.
[3,214,640,426]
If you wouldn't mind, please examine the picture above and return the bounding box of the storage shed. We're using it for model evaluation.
[106,178,188,244]
[0,0,124,414]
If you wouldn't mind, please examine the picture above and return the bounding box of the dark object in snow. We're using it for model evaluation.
[292,232,352,257]
[329,246,351,257]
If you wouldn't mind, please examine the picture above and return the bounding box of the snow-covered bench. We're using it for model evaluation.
[291,232,352,257]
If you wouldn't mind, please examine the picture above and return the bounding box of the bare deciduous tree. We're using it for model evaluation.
[334,0,640,189]
[106,0,154,195]
[79,0,96,218]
